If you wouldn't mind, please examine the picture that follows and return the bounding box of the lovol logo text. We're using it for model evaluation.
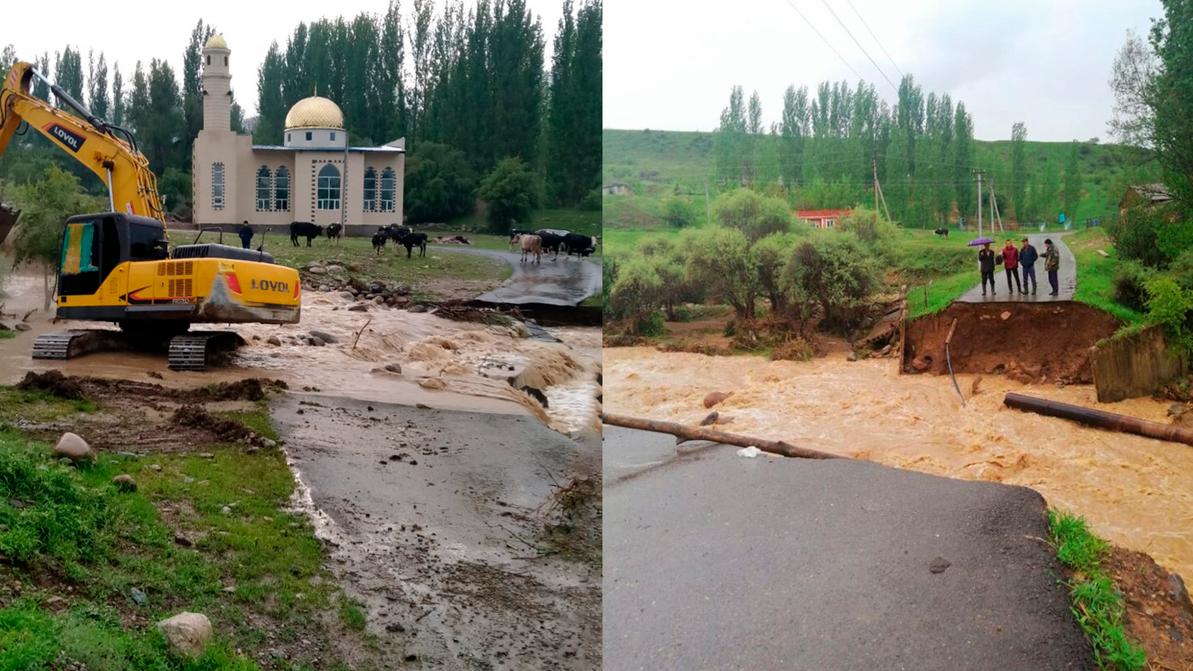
[251,279,289,293]
[46,124,85,152]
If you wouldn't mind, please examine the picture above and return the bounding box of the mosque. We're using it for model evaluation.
[191,34,405,229]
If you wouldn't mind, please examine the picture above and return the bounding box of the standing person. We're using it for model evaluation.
[1002,239,1022,294]
[1019,237,1038,295]
[978,242,997,296]
[238,220,253,249]
[1042,238,1061,296]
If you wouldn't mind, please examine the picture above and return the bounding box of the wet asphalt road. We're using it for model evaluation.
[957,234,1076,303]
[273,394,601,670]
[437,246,602,306]
[603,426,1093,671]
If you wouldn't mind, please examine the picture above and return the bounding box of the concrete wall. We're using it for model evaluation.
[1091,325,1190,402]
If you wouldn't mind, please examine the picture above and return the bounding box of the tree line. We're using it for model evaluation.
[712,75,1089,228]
[0,0,601,225]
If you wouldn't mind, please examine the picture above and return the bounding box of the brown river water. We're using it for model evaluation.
[605,346,1193,581]
[0,271,601,438]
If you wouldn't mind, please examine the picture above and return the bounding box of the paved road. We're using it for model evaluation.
[957,234,1076,303]
[603,426,1093,671]
[436,245,602,306]
[273,395,601,669]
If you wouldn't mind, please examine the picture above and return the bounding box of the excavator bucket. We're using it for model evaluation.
[0,203,18,248]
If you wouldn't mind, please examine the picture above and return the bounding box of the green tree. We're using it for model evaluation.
[477,156,540,231]
[712,188,792,242]
[779,84,809,187]
[545,0,601,206]
[1062,141,1083,222]
[715,86,747,186]
[753,232,799,315]
[663,198,696,228]
[87,51,109,118]
[404,142,478,223]
[54,47,84,107]
[685,226,757,320]
[111,64,125,126]
[1010,121,1028,219]
[254,43,286,145]
[408,0,435,147]
[182,20,214,167]
[1149,0,1193,206]
[141,60,184,175]
[953,103,974,224]
[781,235,880,333]
[609,257,662,333]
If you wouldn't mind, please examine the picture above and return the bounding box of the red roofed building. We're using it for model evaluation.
[796,208,851,230]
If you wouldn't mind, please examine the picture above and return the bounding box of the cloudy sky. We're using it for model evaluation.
[2,0,566,117]
[605,0,1162,141]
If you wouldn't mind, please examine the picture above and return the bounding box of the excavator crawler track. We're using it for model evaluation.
[32,330,125,360]
[167,332,244,371]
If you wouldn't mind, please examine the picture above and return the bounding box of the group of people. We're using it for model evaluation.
[977,237,1061,297]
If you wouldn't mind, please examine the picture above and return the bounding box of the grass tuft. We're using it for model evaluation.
[1048,509,1147,671]
[339,598,367,631]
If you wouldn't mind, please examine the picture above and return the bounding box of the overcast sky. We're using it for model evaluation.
[606,0,1162,141]
[2,0,565,117]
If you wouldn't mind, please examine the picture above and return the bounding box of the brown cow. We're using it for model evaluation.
[517,234,542,264]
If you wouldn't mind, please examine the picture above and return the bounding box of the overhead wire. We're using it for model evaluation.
[779,0,866,82]
[818,0,899,94]
[845,0,905,78]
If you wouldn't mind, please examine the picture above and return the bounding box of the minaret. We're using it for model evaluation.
[201,34,231,133]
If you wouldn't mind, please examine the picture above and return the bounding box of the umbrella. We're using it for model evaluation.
[967,237,994,247]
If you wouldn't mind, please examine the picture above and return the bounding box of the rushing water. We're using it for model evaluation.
[0,270,600,437]
[605,346,1193,580]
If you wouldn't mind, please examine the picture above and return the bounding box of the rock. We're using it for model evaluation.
[910,356,932,372]
[929,557,951,574]
[700,411,718,426]
[45,595,67,610]
[309,330,338,344]
[306,336,324,346]
[14,323,31,332]
[174,534,193,547]
[147,371,164,380]
[520,386,549,407]
[197,452,215,459]
[386,622,406,633]
[395,284,412,296]
[384,363,402,374]
[112,474,137,492]
[1000,311,1012,320]
[418,377,446,391]
[409,304,428,313]
[261,438,277,448]
[373,296,387,305]
[267,335,282,346]
[307,266,327,275]
[339,291,355,301]
[220,505,232,515]
[326,265,345,273]
[156,612,213,658]
[880,344,893,355]
[149,464,162,471]
[703,391,732,408]
[846,351,858,362]
[970,376,984,396]
[53,432,95,462]
[714,414,735,425]
[347,303,369,312]
[0,323,8,331]
[130,587,148,605]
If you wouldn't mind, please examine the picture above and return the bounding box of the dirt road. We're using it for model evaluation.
[440,247,601,306]
[273,395,601,669]
[603,426,1092,671]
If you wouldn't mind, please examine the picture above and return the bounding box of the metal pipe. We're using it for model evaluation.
[944,317,965,406]
[1003,392,1193,447]
[105,167,116,212]
[602,412,842,460]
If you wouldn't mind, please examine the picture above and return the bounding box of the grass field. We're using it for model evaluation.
[444,207,602,238]
[1066,228,1146,325]
[0,389,368,669]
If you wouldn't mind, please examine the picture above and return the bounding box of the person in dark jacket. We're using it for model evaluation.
[1002,239,1022,294]
[1018,238,1039,295]
[238,221,253,249]
[1043,238,1061,296]
[978,242,996,296]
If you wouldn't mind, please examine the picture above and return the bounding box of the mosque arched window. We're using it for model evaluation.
[363,167,377,212]
[380,167,396,212]
[317,164,341,210]
[274,166,290,211]
[256,166,272,211]
[211,162,225,210]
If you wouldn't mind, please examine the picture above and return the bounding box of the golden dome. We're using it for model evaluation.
[284,96,345,129]
[204,34,228,50]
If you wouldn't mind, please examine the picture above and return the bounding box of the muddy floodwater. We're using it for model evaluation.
[605,346,1193,581]
[0,271,600,438]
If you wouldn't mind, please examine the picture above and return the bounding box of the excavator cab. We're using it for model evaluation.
[57,213,168,302]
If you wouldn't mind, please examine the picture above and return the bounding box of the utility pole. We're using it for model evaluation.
[973,169,985,237]
[989,178,1004,233]
[873,155,892,222]
[704,179,712,226]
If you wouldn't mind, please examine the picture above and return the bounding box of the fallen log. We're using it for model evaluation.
[601,412,842,460]
[1003,392,1193,446]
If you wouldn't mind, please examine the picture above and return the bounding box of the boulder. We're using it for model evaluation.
[418,377,446,391]
[703,391,732,408]
[309,330,338,344]
[339,291,355,301]
[307,266,327,275]
[700,411,718,426]
[14,323,31,332]
[53,432,94,462]
[347,304,369,312]
[157,612,213,658]
[326,265,345,273]
[112,474,137,492]
[384,363,402,374]
[267,336,282,346]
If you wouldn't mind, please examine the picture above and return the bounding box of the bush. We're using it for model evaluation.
[577,189,602,211]
[840,206,898,248]
[637,311,666,337]
[1110,202,1189,268]
[771,336,816,362]
[685,226,758,320]
[1145,275,1193,352]
[477,157,541,233]
[663,198,697,228]
[1112,261,1153,313]
[782,235,882,334]
[712,188,793,242]
[404,143,478,224]
[608,256,661,328]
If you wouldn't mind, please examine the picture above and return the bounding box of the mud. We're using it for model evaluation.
[0,269,601,439]
[605,346,1193,582]
[1104,545,1193,669]
[272,395,601,670]
[905,301,1121,383]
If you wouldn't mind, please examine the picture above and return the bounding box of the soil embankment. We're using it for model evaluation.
[905,302,1120,383]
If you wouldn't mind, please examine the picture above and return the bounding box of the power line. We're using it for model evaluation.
[844,0,905,78]
[779,0,866,83]
[818,0,898,94]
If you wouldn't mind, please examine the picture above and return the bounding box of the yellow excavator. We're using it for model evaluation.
[0,60,301,369]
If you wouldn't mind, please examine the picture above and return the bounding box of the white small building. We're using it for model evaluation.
[192,34,405,228]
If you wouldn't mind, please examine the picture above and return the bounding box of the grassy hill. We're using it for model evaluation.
[603,129,1161,229]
